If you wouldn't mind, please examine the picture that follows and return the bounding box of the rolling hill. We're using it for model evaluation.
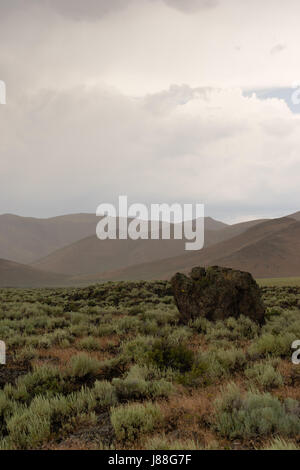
[81,216,300,281]
[0,259,68,288]
[0,213,227,266]
[31,217,257,276]
[1,212,300,286]
[0,213,99,264]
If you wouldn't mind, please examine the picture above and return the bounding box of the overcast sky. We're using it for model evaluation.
[1,0,300,223]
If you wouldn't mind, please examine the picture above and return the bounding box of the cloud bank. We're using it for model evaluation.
[1,0,300,222]
[1,83,300,221]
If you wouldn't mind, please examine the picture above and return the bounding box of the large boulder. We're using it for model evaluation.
[171,266,265,324]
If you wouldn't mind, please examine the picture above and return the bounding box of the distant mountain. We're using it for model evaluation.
[288,210,300,221]
[0,213,227,266]
[0,213,99,264]
[83,217,299,281]
[202,218,268,247]
[202,217,228,231]
[31,217,236,276]
[0,258,67,288]
[2,211,300,287]
[32,217,268,277]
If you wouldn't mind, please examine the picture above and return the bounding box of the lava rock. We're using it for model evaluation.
[171,266,265,324]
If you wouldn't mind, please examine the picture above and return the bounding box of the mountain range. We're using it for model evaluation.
[0,211,299,287]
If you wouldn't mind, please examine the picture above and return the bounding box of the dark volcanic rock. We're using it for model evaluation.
[171,266,265,324]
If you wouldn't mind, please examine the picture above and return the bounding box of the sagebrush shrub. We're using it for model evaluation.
[146,340,194,372]
[99,355,129,379]
[248,332,297,358]
[67,354,101,378]
[245,362,284,389]
[6,407,51,450]
[77,337,101,351]
[93,380,118,409]
[111,402,162,442]
[112,364,173,400]
[16,365,65,399]
[215,384,300,439]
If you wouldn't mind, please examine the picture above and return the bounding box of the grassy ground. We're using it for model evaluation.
[0,281,299,450]
[258,277,300,287]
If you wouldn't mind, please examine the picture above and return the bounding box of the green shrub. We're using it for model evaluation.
[0,392,18,437]
[176,359,209,387]
[15,346,37,362]
[4,388,99,449]
[140,309,178,326]
[16,365,65,399]
[121,335,155,362]
[215,384,300,439]
[166,326,193,345]
[0,438,11,450]
[214,348,247,372]
[115,317,141,335]
[146,340,194,372]
[206,316,259,342]
[99,355,129,379]
[188,317,210,334]
[6,407,51,450]
[263,437,299,450]
[248,332,297,358]
[245,362,284,389]
[95,323,116,337]
[92,381,118,409]
[128,306,144,316]
[77,337,101,351]
[67,354,101,378]
[111,402,162,441]
[266,307,283,317]
[112,365,173,400]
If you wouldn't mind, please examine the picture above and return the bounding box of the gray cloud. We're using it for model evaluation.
[1,83,299,221]
[0,0,134,21]
[161,0,219,13]
[0,0,218,22]
[41,0,133,20]
[0,0,28,18]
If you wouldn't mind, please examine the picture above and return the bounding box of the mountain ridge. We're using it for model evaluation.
[1,211,300,286]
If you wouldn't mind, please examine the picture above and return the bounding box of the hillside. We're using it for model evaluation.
[32,217,229,276]
[0,213,99,264]
[33,234,190,276]
[2,212,300,286]
[0,213,227,267]
[0,259,68,288]
[83,217,299,281]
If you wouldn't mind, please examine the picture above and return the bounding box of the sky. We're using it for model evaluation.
[1,0,300,223]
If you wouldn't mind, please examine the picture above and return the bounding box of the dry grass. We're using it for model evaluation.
[32,346,113,373]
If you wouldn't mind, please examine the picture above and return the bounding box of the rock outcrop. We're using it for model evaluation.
[171,266,265,324]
